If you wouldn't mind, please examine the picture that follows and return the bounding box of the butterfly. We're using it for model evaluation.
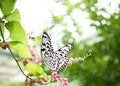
[40,32,73,72]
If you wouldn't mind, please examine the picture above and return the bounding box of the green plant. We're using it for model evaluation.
[0,0,91,86]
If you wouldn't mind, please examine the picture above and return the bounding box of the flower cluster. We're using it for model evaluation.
[30,49,36,57]
[67,50,91,66]
[30,49,41,65]
[52,72,60,82]
[23,57,41,65]
[23,49,41,66]
[38,78,48,85]
[23,58,28,65]
[28,31,35,40]
[61,78,69,86]
[51,72,69,86]
[30,80,36,86]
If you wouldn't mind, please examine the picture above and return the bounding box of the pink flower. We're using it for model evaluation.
[30,49,36,57]
[61,78,69,86]
[30,80,35,86]
[52,72,60,82]
[38,78,48,85]
[28,31,34,35]
[33,57,41,65]
[42,78,48,82]
[38,79,43,85]
[29,36,35,40]
[23,58,28,65]
[28,31,35,40]
[30,49,41,65]
[67,58,74,65]
[37,60,41,65]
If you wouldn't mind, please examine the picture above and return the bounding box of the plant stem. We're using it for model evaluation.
[8,47,32,80]
[0,23,32,80]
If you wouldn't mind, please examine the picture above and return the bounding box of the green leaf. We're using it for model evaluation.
[8,41,31,58]
[0,20,5,36]
[5,9,21,22]
[25,62,46,77]
[0,0,16,16]
[5,21,27,44]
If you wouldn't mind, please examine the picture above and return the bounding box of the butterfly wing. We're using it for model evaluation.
[40,32,57,71]
[54,43,73,72]
[40,32,54,57]
[40,32,54,65]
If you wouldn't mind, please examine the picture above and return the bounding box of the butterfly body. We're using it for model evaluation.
[40,32,73,72]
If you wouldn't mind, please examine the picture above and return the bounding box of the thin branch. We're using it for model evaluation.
[8,47,32,80]
[0,23,32,80]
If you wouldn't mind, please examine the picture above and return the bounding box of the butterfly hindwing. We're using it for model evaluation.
[55,43,73,58]
[55,43,73,71]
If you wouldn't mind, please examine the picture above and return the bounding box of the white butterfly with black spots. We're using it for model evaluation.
[40,32,73,72]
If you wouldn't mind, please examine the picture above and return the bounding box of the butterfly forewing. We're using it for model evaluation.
[40,32,54,59]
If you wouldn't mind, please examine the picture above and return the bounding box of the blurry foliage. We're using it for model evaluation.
[1,0,120,86]
[47,0,120,86]
[85,1,120,86]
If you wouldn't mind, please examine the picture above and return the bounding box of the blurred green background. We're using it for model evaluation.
[0,0,120,86]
